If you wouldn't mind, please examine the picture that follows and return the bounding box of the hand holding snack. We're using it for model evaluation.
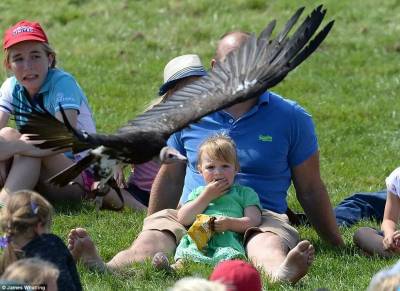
[213,216,231,232]
[187,214,216,251]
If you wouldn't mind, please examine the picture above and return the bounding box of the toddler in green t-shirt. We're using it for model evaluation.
[153,133,262,270]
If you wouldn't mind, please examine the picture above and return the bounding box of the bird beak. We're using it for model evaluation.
[173,151,187,163]
[160,146,187,164]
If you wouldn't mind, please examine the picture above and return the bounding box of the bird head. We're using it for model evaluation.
[159,146,187,164]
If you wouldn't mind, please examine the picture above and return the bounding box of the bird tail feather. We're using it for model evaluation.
[48,153,97,187]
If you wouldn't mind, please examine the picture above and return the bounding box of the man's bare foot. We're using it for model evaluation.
[273,240,315,284]
[68,228,107,272]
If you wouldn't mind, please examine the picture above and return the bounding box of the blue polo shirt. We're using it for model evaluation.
[167,91,318,213]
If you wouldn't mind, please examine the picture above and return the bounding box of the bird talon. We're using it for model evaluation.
[92,183,111,197]
[94,196,103,212]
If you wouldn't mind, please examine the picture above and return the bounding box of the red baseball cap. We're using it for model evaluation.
[209,260,262,291]
[3,20,48,50]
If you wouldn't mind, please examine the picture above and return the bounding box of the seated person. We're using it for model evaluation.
[0,20,95,205]
[353,167,400,257]
[152,134,261,269]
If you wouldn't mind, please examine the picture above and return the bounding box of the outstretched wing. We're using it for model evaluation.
[118,5,333,137]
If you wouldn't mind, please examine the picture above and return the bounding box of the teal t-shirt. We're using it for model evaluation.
[174,184,261,265]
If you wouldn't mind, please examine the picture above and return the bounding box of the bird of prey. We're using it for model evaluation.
[16,5,334,187]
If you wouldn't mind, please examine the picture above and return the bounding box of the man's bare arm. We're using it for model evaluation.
[147,162,186,215]
[292,151,344,247]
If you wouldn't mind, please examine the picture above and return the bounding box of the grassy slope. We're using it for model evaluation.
[1,0,400,290]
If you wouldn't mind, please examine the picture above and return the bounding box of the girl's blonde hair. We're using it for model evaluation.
[197,133,240,171]
[1,257,59,286]
[3,42,57,69]
[0,190,53,273]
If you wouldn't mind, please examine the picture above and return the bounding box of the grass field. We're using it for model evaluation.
[1,0,400,290]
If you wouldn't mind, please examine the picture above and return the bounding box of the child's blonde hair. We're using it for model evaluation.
[0,190,53,273]
[197,133,240,171]
[1,257,59,286]
[168,277,227,291]
[3,42,57,69]
[367,261,400,291]
[367,274,400,291]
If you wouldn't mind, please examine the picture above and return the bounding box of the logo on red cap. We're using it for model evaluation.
[12,26,35,36]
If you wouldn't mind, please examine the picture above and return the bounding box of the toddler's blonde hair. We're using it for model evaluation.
[197,133,239,171]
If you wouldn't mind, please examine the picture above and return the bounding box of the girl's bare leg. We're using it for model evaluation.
[0,155,41,204]
[0,159,11,188]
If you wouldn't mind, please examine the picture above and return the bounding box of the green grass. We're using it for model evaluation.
[1,0,400,290]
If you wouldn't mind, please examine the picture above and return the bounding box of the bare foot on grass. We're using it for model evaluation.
[274,240,315,283]
[68,228,107,272]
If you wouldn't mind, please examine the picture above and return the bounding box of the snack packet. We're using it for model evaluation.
[187,214,216,251]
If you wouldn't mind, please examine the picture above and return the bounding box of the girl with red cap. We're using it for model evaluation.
[0,20,107,207]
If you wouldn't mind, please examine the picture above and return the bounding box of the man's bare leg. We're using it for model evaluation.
[68,228,177,271]
[246,232,314,284]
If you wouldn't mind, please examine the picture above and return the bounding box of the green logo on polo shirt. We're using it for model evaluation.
[259,134,272,142]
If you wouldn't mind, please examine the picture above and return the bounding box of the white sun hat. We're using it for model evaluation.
[159,54,207,96]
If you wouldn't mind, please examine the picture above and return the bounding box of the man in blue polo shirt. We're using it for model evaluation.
[143,31,343,284]
[69,31,343,284]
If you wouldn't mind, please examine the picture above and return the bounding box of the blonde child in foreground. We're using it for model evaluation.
[153,134,262,269]
[1,258,59,291]
[354,167,400,256]
[0,190,81,291]
[367,259,400,291]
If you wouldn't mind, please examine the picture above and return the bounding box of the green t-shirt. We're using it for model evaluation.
[175,184,261,265]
